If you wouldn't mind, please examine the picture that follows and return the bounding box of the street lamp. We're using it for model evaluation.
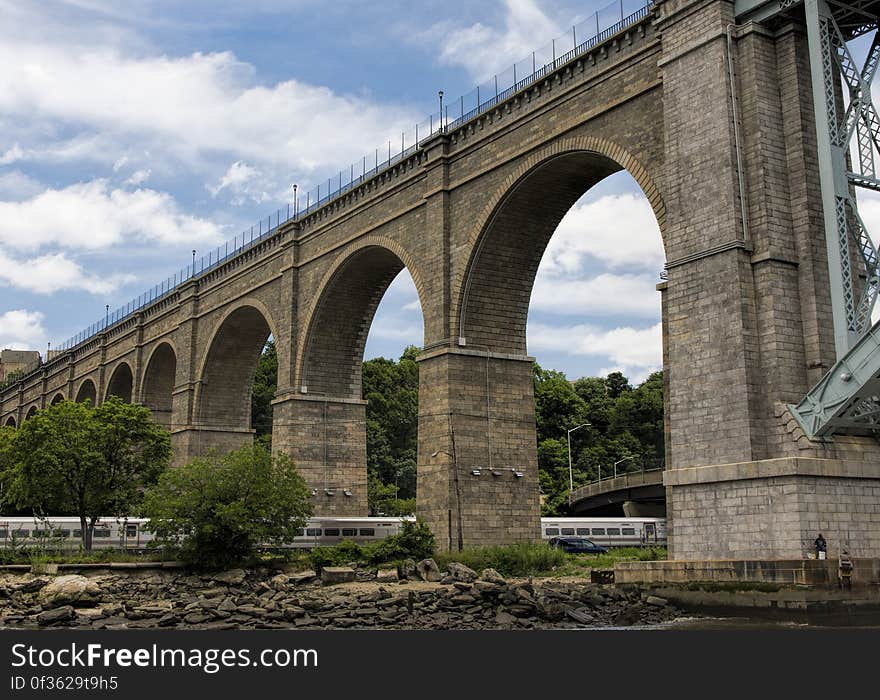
[567,423,591,504]
[614,455,634,479]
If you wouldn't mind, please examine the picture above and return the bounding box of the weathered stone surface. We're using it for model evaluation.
[37,605,75,625]
[320,567,356,585]
[212,569,247,586]
[479,569,507,586]
[645,595,668,607]
[415,559,441,582]
[376,569,398,583]
[446,562,478,583]
[38,575,100,608]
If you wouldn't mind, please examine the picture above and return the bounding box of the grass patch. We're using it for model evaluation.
[0,547,175,566]
[436,544,668,578]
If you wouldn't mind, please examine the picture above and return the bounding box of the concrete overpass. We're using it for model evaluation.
[569,469,665,517]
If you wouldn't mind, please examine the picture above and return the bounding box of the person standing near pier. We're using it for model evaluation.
[814,533,827,560]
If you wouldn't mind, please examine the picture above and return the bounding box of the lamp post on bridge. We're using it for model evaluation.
[614,455,634,479]
[567,422,591,505]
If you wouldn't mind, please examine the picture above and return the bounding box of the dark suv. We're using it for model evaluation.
[548,537,608,554]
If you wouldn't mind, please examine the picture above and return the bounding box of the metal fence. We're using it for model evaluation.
[24,0,653,375]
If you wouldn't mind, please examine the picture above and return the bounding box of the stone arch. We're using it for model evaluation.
[456,139,666,353]
[195,302,279,433]
[141,342,177,429]
[25,405,38,421]
[4,416,15,428]
[75,379,97,405]
[51,393,65,405]
[105,362,134,403]
[296,238,426,398]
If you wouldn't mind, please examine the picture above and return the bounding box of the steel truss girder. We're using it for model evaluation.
[789,317,880,437]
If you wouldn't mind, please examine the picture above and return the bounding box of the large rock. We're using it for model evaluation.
[446,562,478,583]
[377,569,399,583]
[212,569,247,586]
[398,559,416,580]
[415,559,441,582]
[289,570,317,585]
[479,568,507,586]
[38,575,100,609]
[321,567,356,585]
[37,605,75,626]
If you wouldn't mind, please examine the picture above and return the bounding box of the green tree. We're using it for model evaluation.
[251,340,277,444]
[141,443,311,569]
[5,398,170,550]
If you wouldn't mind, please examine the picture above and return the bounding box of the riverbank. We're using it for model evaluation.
[0,562,684,630]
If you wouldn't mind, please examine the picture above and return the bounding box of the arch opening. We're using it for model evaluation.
[4,416,15,428]
[458,150,666,519]
[142,343,177,429]
[51,393,65,405]
[106,363,133,403]
[25,406,38,421]
[197,305,273,436]
[75,379,97,405]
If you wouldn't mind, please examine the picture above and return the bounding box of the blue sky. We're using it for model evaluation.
[0,0,666,383]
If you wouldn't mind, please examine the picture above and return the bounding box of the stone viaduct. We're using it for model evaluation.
[4,0,880,558]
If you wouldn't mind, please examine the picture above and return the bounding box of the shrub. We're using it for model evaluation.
[435,542,568,577]
[141,444,311,570]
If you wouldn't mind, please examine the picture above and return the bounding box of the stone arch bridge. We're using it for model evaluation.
[4,0,880,558]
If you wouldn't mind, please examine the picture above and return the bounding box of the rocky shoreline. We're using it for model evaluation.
[0,560,686,630]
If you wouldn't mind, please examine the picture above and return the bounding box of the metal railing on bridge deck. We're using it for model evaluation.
[572,461,665,495]
[3,0,655,391]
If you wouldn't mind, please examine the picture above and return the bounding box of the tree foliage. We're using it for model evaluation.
[251,339,277,445]
[2,398,170,549]
[141,443,311,569]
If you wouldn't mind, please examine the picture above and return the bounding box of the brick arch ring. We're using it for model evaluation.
[103,359,135,400]
[455,135,667,340]
[294,235,427,389]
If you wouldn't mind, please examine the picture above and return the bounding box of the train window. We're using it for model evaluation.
[561,528,575,535]
[545,528,560,536]
[324,528,340,536]
[591,528,605,535]
[0,529,7,538]
[297,529,306,537]
[342,528,357,537]
[60,530,71,538]
[305,528,322,536]
[14,529,29,537]
[607,528,621,535]
[576,528,590,535]
[73,530,82,538]
[125,525,138,538]
[359,528,375,537]
[93,529,111,538]
[33,529,45,537]
[622,528,635,536]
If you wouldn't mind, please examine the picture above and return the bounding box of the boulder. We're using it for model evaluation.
[398,559,416,580]
[37,605,75,626]
[479,568,507,586]
[415,559,441,582]
[446,562,478,583]
[38,575,100,608]
[376,569,399,583]
[289,570,317,585]
[212,569,247,586]
[269,574,289,590]
[321,567,356,585]
[645,595,668,607]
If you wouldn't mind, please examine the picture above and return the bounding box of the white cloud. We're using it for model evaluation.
[0,144,24,165]
[0,250,134,295]
[0,309,48,351]
[0,180,222,252]
[125,169,151,186]
[542,192,664,274]
[528,321,662,381]
[531,272,661,317]
[207,161,271,204]
[418,0,559,82]
[0,39,422,180]
[0,170,44,200]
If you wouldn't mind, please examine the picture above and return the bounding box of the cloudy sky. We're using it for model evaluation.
[0,0,668,383]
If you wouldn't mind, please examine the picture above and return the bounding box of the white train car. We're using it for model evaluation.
[540,517,667,548]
